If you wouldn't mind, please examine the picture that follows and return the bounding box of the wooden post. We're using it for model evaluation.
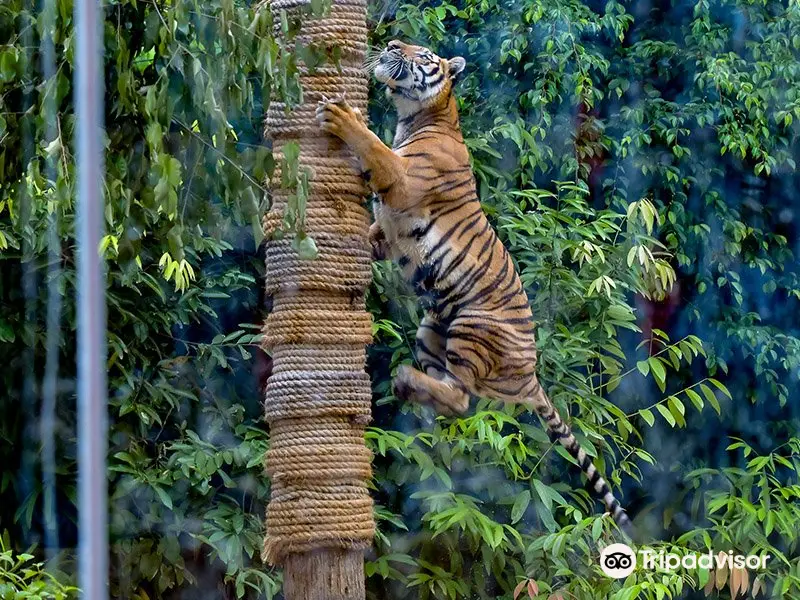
[260,1,373,598]
[284,549,365,599]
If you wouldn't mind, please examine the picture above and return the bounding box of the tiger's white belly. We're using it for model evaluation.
[372,199,479,302]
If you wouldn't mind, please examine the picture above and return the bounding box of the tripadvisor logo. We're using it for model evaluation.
[599,544,771,579]
[600,543,637,579]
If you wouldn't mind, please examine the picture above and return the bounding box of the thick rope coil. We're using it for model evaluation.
[264,239,372,295]
[261,0,374,566]
[269,1,368,56]
[270,345,367,372]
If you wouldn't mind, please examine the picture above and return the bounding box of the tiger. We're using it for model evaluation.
[316,39,633,536]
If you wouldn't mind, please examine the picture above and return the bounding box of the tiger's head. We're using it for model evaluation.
[374,41,466,111]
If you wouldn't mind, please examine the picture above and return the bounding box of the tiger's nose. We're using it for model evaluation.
[386,40,406,52]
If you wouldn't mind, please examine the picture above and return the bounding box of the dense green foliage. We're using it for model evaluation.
[362,0,800,597]
[1,0,799,599]
[1,0,281,596]
[0,532,77,599]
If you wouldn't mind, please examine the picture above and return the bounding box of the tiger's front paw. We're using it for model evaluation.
[316,98,363,142]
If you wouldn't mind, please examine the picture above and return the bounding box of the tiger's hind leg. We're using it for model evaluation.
[393,365,470,416]
[395,318,495,416]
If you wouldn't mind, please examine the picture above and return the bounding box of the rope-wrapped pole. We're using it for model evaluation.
[261,0,374,597]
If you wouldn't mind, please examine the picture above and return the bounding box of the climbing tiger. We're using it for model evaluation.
[316,40,633,535]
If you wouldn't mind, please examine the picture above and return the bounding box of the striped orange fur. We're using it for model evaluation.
[316,40,632,536]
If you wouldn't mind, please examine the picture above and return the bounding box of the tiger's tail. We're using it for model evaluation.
[527,381,633,539]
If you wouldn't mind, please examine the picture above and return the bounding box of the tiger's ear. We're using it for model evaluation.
[447,56,466,80]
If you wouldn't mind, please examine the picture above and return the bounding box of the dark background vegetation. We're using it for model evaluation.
[0,0,798,598]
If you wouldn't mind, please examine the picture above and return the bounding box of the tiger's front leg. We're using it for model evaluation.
[368,222,389,260]
[315,100,406,199]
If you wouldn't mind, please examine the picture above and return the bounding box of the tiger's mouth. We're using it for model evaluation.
[374,49,411,90]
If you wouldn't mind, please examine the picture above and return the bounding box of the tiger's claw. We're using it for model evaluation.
[316,97,362,140]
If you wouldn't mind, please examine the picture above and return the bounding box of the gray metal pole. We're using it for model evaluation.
[74,0,108,597]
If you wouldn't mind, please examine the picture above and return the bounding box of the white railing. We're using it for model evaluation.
[74,0,108,597]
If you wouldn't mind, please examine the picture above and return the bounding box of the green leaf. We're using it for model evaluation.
[647,357,666,389]
[707,378,731,399]
[292,234,318,260]
[153,485,173,510]
[655,404,676,427]
[668,395,685,416]
[667,396,685,427]
[533,499,557,533]
[0,49,18,82]
[511,491,530,524]
[591,517,604,541]
[531,479,552,512]
[700,384,721,414]
[685,388,704,411]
